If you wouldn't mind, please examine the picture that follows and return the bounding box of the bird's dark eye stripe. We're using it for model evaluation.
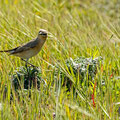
[41,33,47,35]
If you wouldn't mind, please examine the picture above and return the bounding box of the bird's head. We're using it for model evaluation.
[38,29,47,40]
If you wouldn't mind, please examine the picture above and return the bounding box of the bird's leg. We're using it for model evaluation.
[21,58,38,68]
[21,58,30,79]
[25,59,29,75]
[25,58,29,68]
[21,58,28,68]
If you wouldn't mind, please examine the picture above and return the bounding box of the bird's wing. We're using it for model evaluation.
[11,39,38,54]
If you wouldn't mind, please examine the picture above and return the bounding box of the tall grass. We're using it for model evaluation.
[0,0,120,119]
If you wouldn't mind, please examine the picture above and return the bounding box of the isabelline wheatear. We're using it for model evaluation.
[0,29,47,66]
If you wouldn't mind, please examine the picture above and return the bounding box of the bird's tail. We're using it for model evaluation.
[0,50,11,52]
[0,47,18,53]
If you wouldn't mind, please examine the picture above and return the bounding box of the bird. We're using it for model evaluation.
[0,29,47,67]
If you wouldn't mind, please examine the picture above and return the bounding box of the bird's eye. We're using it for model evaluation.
[38,30,47,36]
[39,31,44,35]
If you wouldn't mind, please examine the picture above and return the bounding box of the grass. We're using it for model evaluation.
[0,0,120,119]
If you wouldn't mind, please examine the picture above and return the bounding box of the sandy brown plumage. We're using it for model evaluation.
[0,29,47,60]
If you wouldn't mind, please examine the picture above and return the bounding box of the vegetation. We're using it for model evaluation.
[0,0,120,119]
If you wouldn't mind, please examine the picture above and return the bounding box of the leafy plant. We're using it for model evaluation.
[55,56,102,91]
[11,66,46,91]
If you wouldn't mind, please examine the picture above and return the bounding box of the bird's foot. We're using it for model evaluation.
[21,58,38,68]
